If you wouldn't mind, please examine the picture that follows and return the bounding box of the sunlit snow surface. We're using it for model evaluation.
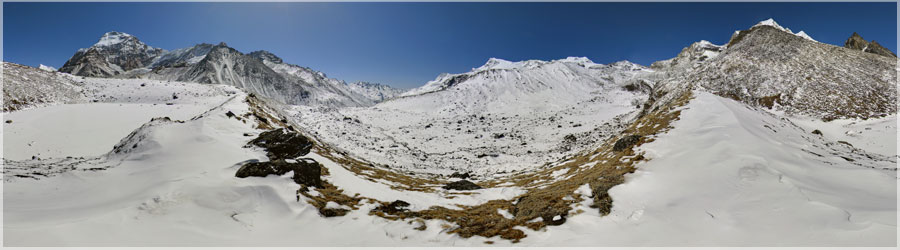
[4,78,894,246]
[520,92,896,246]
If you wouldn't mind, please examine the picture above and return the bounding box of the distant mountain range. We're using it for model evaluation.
[22,18,899,118]
[57,32,404,107]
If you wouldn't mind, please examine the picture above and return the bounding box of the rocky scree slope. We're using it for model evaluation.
[2,62,87,111]
[650,21,896,121]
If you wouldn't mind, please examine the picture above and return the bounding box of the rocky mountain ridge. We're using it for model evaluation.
[645,19,896,121]
[57,33,402,107]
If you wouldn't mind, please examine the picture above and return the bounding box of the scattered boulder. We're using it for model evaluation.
[247,129,314,160]
[544,215,567,226]
[319,208,349,217]
[612,135,642,152]
[443,180,482,190]
[373,200,411,214]
[563,134,577,143]
[225,111,236,118]
[449,172,470,179]
[811,129,823,136]
[5,120,11,124]
[235,158,322,187]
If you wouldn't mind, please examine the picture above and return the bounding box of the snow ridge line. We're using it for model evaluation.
[190,94,239,121]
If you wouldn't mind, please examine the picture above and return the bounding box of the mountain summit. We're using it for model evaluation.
[58,31,164,76]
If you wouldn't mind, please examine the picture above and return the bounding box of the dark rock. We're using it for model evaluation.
[564,134,577,143]
[247,129,314,160]
[612,135,642,152]
[476,153,499,158]
[443,180,482,190]
[320,208,349,217]
[449,172,470,179]
[235,158,322,187]
[373,200,411,214]
[5,120,11,123]
[811,129,822,136]
[225,111,236,118]
[544,214,567,226]
[845,32,896,57]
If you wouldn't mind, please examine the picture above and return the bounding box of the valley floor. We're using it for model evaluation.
[2,79,896,246]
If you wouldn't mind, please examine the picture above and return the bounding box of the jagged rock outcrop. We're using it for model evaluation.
[248,50,284,64]
[844,32,896,58]
[246,129,314,160]
[235,159,323,187]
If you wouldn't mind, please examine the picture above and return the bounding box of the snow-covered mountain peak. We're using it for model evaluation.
[747,18,819,42]
[95,31,136,47]
[794,31,817,42]
[753,18,792,33]
[557,56,593,65]
[475,56,602,72]
[61,31,165,76]
[474,57,518,71]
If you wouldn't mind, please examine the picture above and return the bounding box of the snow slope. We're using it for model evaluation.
[518,92,896,246]
[2,77,236,160]
[2,80,529,247]
[5,81,893,247]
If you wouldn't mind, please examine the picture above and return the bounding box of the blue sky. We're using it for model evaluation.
[3,2,897,89]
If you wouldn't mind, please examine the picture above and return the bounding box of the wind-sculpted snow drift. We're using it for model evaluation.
[2,19,897,246]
